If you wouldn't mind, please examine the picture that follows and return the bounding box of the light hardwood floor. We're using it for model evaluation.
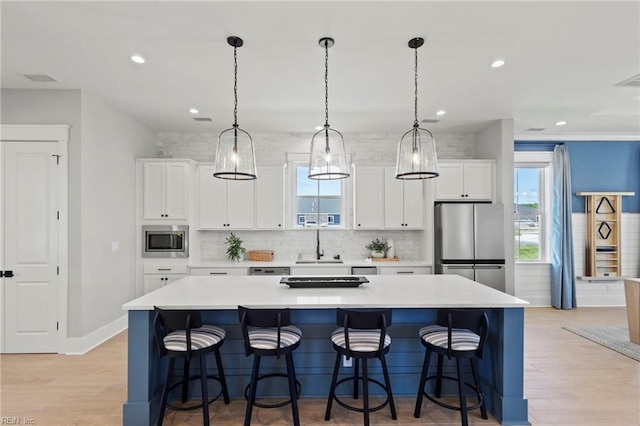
[1,307,638,425]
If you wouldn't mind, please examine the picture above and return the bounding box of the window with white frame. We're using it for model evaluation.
[294,165,343,228]
[514,152,552,262]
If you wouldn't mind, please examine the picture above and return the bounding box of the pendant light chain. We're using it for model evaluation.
[413,46,419,126]
[324,40,329,126]
[233,45,238,127]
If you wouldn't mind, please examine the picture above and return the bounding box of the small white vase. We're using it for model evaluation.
[371,251,384,258]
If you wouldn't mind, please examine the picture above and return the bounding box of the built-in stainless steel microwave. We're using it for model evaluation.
[142,225,189,258]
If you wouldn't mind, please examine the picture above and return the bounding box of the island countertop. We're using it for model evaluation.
[123,274,529,311]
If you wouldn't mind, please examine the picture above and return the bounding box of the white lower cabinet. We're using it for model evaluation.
[379,266,431,275]
[142,264,188,294]
[189,267,248,276]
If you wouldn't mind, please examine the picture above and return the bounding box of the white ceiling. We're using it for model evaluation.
[2,1,639,139]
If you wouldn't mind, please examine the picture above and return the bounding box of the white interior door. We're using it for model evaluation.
[3,141,59,353]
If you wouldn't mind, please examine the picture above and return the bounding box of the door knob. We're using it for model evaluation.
[1,270,14,278]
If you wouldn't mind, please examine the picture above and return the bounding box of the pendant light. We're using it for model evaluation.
[214,36,257,180]
[395,37,439,180]
[308,37,350,180]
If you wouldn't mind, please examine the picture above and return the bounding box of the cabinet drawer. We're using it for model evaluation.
[379,266,431,275]
[189,267,248,276]
[143,264,188,274]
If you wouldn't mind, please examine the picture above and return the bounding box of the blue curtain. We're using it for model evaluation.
[551,145,577,309]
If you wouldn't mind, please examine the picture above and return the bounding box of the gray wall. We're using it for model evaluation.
[1,89,157,337]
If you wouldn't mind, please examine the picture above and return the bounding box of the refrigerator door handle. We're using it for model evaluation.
[444,265,474,269]
[474,265,504,269]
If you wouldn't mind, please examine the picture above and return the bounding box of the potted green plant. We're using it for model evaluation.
[225,232,247,262]
[365,238,391,258]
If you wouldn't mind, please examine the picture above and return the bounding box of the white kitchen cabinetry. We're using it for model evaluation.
[434,161,495,201]
[143,161,189,220]
[255,166,284,229]
[289,266,350,275]
[198,165,255,229]
[379,266,431,275]
[354,166,385,229]
[142,264,188,294]
[189,267,248,276]
[384,167,424,229]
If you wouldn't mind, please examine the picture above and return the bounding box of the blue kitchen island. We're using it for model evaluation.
[122,274,530,425]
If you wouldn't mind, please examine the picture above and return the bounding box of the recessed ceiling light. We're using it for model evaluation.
[555,120,568,126]
[436,110,446,116]
[189,108,199,114]
[130,55,145,64]
[491,59,505,68]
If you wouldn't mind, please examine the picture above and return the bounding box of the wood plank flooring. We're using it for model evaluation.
[1,307,638,425]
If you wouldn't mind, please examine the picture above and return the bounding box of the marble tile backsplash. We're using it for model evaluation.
[200,229,424,262]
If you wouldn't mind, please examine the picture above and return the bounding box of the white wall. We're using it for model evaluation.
[1,89,157,337]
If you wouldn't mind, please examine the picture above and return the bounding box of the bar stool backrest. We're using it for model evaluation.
[153,306,204,356]
[238,306,292,357]
[336,308,392,358]
[435,308,489,359]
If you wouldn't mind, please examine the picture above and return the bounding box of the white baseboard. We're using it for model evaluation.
[64,315,128,355]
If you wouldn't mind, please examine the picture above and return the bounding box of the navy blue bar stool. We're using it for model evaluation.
[153,306,230,426]
[414,308,490,426]
[325,308,397,426]
[238,306,302,426]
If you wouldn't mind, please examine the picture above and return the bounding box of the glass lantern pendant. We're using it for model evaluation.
[395,37,439,180]
[214,36,257,180]
[308,37,350,180]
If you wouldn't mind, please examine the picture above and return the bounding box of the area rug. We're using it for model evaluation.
[563,326,639,362]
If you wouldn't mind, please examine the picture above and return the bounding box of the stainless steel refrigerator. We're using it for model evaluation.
[434,203,506,292]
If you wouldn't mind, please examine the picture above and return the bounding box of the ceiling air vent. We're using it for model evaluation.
[23,74,57,82]
[421,119,440,124]
[525,128,546,132]
[193,117,213,122]
[615,74,640,88]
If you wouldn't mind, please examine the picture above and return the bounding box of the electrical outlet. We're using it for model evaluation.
[342,355,352,367]
[111,242,119,252]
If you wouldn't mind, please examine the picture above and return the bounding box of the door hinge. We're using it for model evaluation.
[57,266,59,275]
[57,211,60,220]
[57,321,59,331]
[52,154,60,165]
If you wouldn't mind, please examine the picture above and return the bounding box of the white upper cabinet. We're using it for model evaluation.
[353,166,384,229]
[143,161,189,220]
[383,167,424,229]
[198,165,255,229]
[255,166,284,229]
[434,160,495,201]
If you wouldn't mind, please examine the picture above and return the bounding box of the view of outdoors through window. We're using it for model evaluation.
[514,167,542,260]
[296,166,342,227]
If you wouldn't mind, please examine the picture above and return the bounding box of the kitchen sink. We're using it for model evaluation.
[295,260,344,264]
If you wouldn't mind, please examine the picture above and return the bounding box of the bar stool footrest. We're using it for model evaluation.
[244,373,301,409]
[165,374,225,411]
[422,375,484,412]
[332,376,391,414]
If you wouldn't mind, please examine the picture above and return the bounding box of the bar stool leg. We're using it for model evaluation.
[381,355,397,420]
[470,358,488,419]
[456,358,468,426]
[158,358,176,426]
[285,353,300,426]
[414,347,431,418]
[181,359,190,403]
[324,352,341,421]
[244,355,261,426]
[435,354,444,398]
[353,357,359,399]
[362,359,370,426]
[214,348,230,404]
[200,355,210,426]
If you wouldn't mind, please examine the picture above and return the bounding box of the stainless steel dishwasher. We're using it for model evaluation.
[249,267,291,276]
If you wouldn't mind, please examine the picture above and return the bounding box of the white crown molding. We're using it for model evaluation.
[515,132,640,141]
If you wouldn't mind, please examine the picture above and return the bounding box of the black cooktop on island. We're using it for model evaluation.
[280,276,368,288]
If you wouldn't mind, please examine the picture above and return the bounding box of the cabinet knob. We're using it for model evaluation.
[278,224,281,227]
[358,224,361,227]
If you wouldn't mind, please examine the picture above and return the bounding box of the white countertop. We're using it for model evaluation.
[188,260,431,268]
[123,274,528,310]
